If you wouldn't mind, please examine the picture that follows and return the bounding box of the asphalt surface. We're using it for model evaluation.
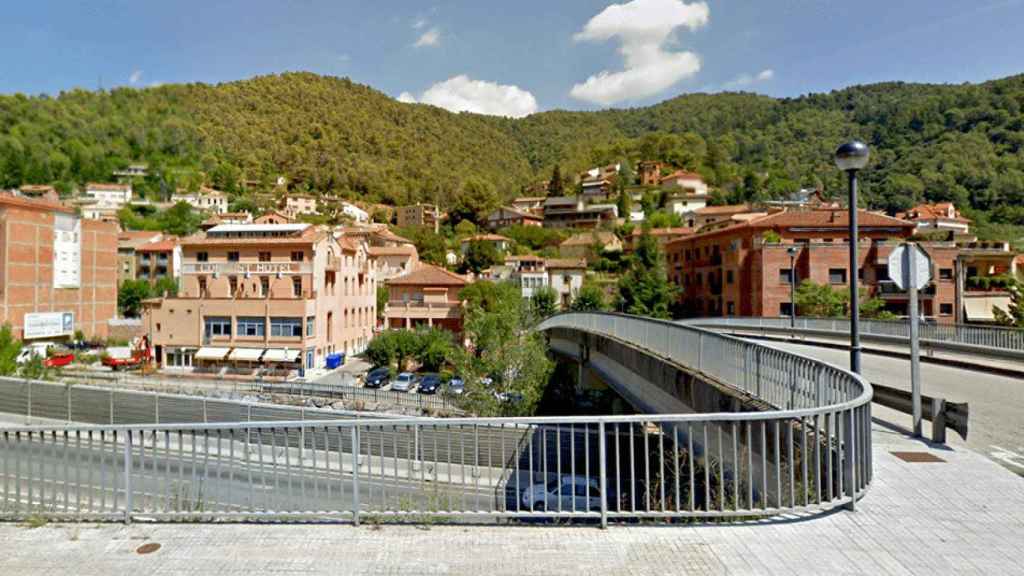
[760,340,1024,476]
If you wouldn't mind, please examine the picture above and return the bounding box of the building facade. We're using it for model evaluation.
[396,203,440,233]
[118,231,164,285]
[384,264,467,332]
[542,197,618,229]
[0,195,118,340]
[143,223,375,376]
[283,195,319,218]
[82,182,132,220]
[171,187,229,214]
[486,206,543,230]
[135,238,182,289]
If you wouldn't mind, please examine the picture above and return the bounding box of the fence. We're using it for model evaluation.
[0,313,872,526]
[684,316,1024,354]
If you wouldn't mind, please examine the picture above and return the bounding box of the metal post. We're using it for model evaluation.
[789,250,797,328]
[351,427,360,526]
[848,170,862,374]
[931,398,947,444]
[598,421,607,529]
[123,430,133,524]
[908,245,922,437]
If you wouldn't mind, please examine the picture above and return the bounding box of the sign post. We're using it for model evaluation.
[888,243,931,437]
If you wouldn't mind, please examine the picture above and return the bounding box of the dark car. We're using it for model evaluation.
[419,373,441,394]
[364,367,391,389]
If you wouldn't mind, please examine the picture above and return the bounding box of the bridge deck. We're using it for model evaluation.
[2,423,1020,576]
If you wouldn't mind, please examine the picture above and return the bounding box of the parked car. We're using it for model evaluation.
[447,377,465,395]
[521,475,603,512]
[16,342,54,365]
[494,390,523,404]
[418,373,441,394]
[391,372,417,393]
[364,367,391,389]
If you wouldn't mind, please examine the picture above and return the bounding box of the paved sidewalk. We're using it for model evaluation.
[1,423,1022,575]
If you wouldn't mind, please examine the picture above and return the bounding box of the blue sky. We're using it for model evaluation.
[3,0,1024,116]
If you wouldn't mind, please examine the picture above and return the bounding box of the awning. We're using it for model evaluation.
[229,348,265,361]
[262,348,301,363]
[964,296,1011,321]
[194,347,231,361]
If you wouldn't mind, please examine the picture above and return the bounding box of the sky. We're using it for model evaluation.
[3,0,1024,117]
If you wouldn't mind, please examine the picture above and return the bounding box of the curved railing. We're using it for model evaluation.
[683,316,1024,360]
[0,313,872,526]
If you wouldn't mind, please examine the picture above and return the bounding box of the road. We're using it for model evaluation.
[760,340,1024,475]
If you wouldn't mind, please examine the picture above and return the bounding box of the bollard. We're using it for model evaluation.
[931,398,947,445]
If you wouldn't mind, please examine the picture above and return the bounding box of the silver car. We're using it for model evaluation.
[391,372,417,393]
[521,475,603,512]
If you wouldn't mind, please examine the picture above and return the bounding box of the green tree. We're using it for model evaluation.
[376,284,389,321]
[450,177,498,224]
[454,219,477,238]
[157,202,203,236]
[459,240,501,274]
[118,280,152,318]
[993,279,1024,327]
[153,277,178,298]
[571,282,609,312]
[616,228,677,318]
[547,165,564,196]
[0,324,22,376]
[617,186,633,219]
[415,327,455,372]
[794,280,892,319]
[530,286,559,319]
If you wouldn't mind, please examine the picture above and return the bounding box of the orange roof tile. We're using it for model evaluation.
[136,239,178,252]
[387,263,468,287]
[544,258,587,269]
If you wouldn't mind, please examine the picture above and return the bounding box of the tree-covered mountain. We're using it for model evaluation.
[2,71,1024,239]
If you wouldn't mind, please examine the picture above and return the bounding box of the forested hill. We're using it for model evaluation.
[2,71,1024,231]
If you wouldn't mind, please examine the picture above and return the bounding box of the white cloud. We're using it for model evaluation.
[414,27,441,48]
[412,17,428,30]
[721,68,775,90]
[129,70,143,85]
[397,75,538,118]
[569,0,710,106]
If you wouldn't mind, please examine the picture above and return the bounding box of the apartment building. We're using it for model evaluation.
[384,263,467,332]
[171,187,229,214]
[143,223,375,377]
[368,245,419,281]
[637,161,663,186]
[662,208,978,320]
[81,182,132,220]
[624,227,694,254]
[486,206,543,230]
[396,203,440,233]
[118,231,164,284]
[897,203,972,235]
[510,196,545,215]
[542,196,618,229]
[282,194,319,218]
[135,238,182,289]
[0,194,118,340]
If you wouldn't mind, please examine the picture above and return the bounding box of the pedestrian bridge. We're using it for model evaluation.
[0,313,875,526]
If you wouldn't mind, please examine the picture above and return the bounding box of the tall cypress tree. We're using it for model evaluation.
[547,165,564,197]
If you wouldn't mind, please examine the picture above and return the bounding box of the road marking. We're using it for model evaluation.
[989,445,1024,471]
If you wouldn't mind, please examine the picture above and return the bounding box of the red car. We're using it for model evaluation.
[44,353,74,368]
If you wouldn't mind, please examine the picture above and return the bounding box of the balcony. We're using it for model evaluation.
[876,280,936,298]
[385,300,462,321]
[965,275,1013,294]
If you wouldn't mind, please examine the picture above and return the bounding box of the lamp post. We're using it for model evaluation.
[835,141,870,374]
[787,245,799,328]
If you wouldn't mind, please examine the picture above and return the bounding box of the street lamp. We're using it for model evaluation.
[787,245,800,328]
[835,141,870,374]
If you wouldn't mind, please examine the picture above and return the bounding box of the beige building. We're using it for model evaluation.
[368,245,419,281]
[396,203,440,233]
[171,187,229,214]
[385,264,467,332]
[283,194,319,218]
[143,223,375,377]
[118,231,164,285]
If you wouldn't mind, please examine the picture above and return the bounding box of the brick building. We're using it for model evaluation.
[143,223,375,376]
[0,194,118,340]
[396,203,440,233]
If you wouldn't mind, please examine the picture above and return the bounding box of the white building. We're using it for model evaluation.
[341,202,369,223]
[171,187,229,214]
[545,259,586,309]
[504,256,587,309]
[82,182,132,220]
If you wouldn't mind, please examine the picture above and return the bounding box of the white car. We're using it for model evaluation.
[391,372,417,393]
[521,475,603,512]
[16,342,52,365]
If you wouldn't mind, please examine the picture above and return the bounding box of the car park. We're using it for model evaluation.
[418,373,441,394]
[391,372,417,393]
[364,367,391,389]
[521,475,603,512]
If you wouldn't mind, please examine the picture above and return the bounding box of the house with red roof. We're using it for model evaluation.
[897,203,971,235]
[384,263,469,332]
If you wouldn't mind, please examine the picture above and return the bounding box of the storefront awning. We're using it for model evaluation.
[964,296,1011,321]
[262,348,301,363]
[195,347,231,361]
[229,348,265,361]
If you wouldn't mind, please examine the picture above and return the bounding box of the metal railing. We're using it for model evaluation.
[0,313,872,525]
[685,316,1024,354]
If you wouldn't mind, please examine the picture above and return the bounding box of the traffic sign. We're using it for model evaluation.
[888,244,931,291]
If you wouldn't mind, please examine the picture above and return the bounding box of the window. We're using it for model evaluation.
[260,277,270,297]
[858,268,864,281]
[259,252,271,262]
[306,316,315,337]
[779,269,794,284]
[727,301,735,315]
[204,316,231,337]
[270,317,303,338]
[291,251,305,262]
[875,266,889,282]
[227,251,239,262]
[828,268,847,284]
[198,277,208,296]
[939,268,953,281]
[236,317,265,337]
[196,252,208,262]
[726,270,734,284]
[940,303,954,316]
[780,302,794,316]
[228,275,238,295]
[292,276,302,297]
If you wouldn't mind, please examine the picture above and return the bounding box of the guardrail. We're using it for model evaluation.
[685,316,1024,360]
[0,313,872,526]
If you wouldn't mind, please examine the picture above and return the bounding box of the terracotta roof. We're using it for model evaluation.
[694,203,754,215]
[387,263,468,287]
[0,193,75,214]
[180,226,321,247]
[368,245,417,256]
[900,203,972,224]
[136,239,178,252]
[119,230,162,242]
[86,182,130,191]
[661,170,704,182]
[19,184,55,193]
[372,228,414,244]
[630,227,694,238]
[544,258,587,269]
[506,254,544,262]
